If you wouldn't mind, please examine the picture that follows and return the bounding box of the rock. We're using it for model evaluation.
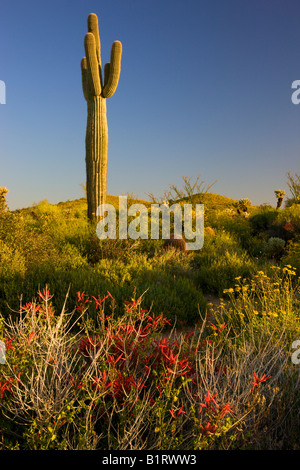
[163,234,186,252]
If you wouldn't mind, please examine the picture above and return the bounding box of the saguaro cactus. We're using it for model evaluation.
[81,13,122,220]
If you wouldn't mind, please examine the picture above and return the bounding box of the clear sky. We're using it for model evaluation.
[1,0,300,210]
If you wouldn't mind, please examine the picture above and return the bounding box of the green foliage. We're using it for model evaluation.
[0,187,9,214]
[234,198,252,213]
[209,209,252,247]
[0,203,207,326]
[262,237,286,259]
[249,207,278,234]
[275,204,300,234]
[285,171,300,207]
[0,240,26,279]
[192,230,256,295]
[0,190,299,324]
[195,250,255,296]
[281,237,300,274]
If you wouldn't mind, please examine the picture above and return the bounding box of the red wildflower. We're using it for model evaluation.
[252,372,271,391]
[4,336,14,351]
[29,331,37,343]
[124,296,143,313]
[169,406,186,418]
[0,378,13,399]
[107,352,125,367]
[20,302,41,315]
[109,371,142,399]
[283,222,294,232]
[162,348,178,365]
[38,287,52,302]
[199,390,219,413]
[145,312,171,329]
[200,421,218,435]
[69,375,83,390]
[78,335,100,357]
[92,370,112,391]
[219,403,233,418]
[19,331,37,344]
[210,322,228,333]
[93,293,109,308]
[76,291,91,313]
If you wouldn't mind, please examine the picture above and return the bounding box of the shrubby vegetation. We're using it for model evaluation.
[0,184,299,450]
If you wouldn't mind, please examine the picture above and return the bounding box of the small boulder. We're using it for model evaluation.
[163,234,186,252]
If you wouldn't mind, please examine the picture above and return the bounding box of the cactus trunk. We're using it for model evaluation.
[81,13,122,221]
[85,96,108,220]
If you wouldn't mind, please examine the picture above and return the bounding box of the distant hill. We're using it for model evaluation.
[185,192,239,210]
[56,192,239,212]
[168,192,242,214]
[16,192,243,216]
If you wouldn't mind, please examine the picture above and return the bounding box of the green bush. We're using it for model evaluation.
[0,247,206,327]
[262,237,286,259]
[0,240,26,279]
[249,208,278,234]
[281,237,300,274]
[275,204,300,235]
[194,250,255,296]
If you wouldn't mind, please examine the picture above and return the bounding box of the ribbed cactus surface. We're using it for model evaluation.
[81,13,122,220]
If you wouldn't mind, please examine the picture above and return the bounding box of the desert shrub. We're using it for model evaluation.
[249,208,278,234]
[285,171,300,208]
[262,237,286,259]
[58,243,88,269]
[275,204,300,235]
[242,234,266,258]
[281,238,300,275]
[207,209,254,253]
[83,234,143,264]
[92,252,206,325]
[234,198,252,214]
[220,265,300,342]
[194,250,255,296]
[193,227,253,284]
[0,248,206,327]
[0,241,26,279]
[32,199,61,219]
[0,187,9,214]
[203,229,241,253]
[136,273,207,326]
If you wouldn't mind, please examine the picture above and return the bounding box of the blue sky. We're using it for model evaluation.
[1,0,300,210]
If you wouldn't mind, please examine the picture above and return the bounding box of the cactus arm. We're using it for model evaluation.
[84,32,101,96]
[103,62,110,88]
[102,41,122,98]
[88,13,101,67]
[81,57,88,101]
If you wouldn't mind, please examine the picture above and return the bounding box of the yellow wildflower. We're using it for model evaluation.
[223,288,234,294]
